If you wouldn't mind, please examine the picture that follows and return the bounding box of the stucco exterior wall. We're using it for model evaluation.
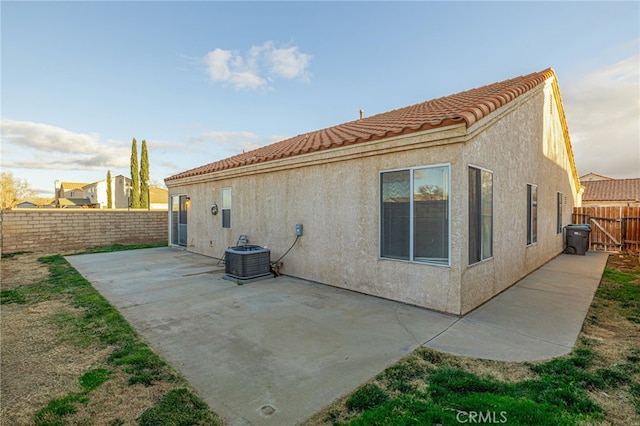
[168,127,468,314]
[458,81,578,313]
[167,79,579,315]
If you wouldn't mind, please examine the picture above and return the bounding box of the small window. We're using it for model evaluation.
[469,166,493,264]
[557,192,563,234]
[222,188,231,228]
[527,184,538,245]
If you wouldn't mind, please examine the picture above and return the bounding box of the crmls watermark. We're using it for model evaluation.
[455,410,508,424]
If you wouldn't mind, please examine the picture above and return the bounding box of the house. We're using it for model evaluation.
[57,197,96,208]
[82,175,132,209]
[165,68,581,315]
[149,187,169,210]
[15,201,38,208]
[579,172,613,182]
[56,182,89,199]
[581,177,640,207]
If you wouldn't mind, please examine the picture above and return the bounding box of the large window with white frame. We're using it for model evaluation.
[380,164,450,266]
[469,166,493,264]
[527,184,538,245]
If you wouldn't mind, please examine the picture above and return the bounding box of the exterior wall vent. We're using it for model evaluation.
[224,245,271,280]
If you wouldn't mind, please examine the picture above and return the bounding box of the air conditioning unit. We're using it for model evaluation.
[224,245,271,281]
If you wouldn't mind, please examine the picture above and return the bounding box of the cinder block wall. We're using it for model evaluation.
[0,209,167,253]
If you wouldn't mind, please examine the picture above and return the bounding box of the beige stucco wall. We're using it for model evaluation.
[168,127,467,314]
[458,80,578,313]
[167,78,578,315]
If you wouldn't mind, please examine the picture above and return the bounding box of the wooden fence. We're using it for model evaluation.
[572,206,640,253]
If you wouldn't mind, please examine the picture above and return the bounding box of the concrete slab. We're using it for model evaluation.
[424,251,609,361]
[66,248,609,424]
[66,248,457,425]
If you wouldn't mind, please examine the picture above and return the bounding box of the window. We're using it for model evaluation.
[469,167,493,264]
[222,188,231,228]
[527,184,538,245]
[557,192,563,234]
[380,164,449,266]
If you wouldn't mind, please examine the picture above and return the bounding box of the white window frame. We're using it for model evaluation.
[379,163,451,267]
[468,165,494,265]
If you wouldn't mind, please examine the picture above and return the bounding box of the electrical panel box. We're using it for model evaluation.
[295,223,303,236]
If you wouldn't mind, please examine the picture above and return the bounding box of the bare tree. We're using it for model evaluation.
[0,172,36,209]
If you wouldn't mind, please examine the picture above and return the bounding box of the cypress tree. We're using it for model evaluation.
[130,138,140,208]
[140,140,149,209]
[106,170,113,208]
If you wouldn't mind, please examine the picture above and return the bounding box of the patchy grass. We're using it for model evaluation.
[306,253,640,426]
[79,243,166,255]
[598,266,640,323]
[1,247,221,426]
[138,388,218,425]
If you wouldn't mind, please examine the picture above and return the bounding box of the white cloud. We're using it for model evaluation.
[204,41,312,90]
[0,118,130,170]
[563,55,640,178]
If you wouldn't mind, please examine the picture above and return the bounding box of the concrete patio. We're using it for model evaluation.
[66,247,608,425]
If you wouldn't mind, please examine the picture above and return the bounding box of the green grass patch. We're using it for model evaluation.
[345,383,390,412]
[138,388,219,426]
[598,267,640,322]
[79,369,113,392]
[340,346,607,425]
[34,369,112,425]
[0,288,27,304]
[34,392,89,426]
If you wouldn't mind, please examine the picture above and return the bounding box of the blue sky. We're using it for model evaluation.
[2,1,639,196]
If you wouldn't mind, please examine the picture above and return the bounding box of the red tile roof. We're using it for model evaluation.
[582,178,640,202]
[167,68,560,181]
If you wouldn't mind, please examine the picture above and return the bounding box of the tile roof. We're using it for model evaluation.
[167,68,559,182]
[582,178,640,202]
[60,182,89,190]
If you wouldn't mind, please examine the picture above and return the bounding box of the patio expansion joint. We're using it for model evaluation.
[393,303,421,346]
[421,316,464,346]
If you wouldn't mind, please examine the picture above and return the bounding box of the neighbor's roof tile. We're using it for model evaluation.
[582,178,640,202]
[60,182,89,190]
[167,68,556,181]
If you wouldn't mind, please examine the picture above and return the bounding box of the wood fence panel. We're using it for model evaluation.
[572,206,640,253]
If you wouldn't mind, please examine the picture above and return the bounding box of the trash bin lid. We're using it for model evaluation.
[566,224,591,231]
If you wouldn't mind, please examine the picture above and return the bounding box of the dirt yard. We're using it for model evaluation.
[1,251,213,425]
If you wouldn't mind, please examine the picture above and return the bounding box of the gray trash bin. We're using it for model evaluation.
[564,224,591,255]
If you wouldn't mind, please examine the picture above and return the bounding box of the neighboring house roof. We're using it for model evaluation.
[58,197,93,207]
[16,201,38,208]
[167,68,576,183]
[149,187,168,204]
[60,182,89,190]
[580,173,613,182]
[582,178,640,202]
